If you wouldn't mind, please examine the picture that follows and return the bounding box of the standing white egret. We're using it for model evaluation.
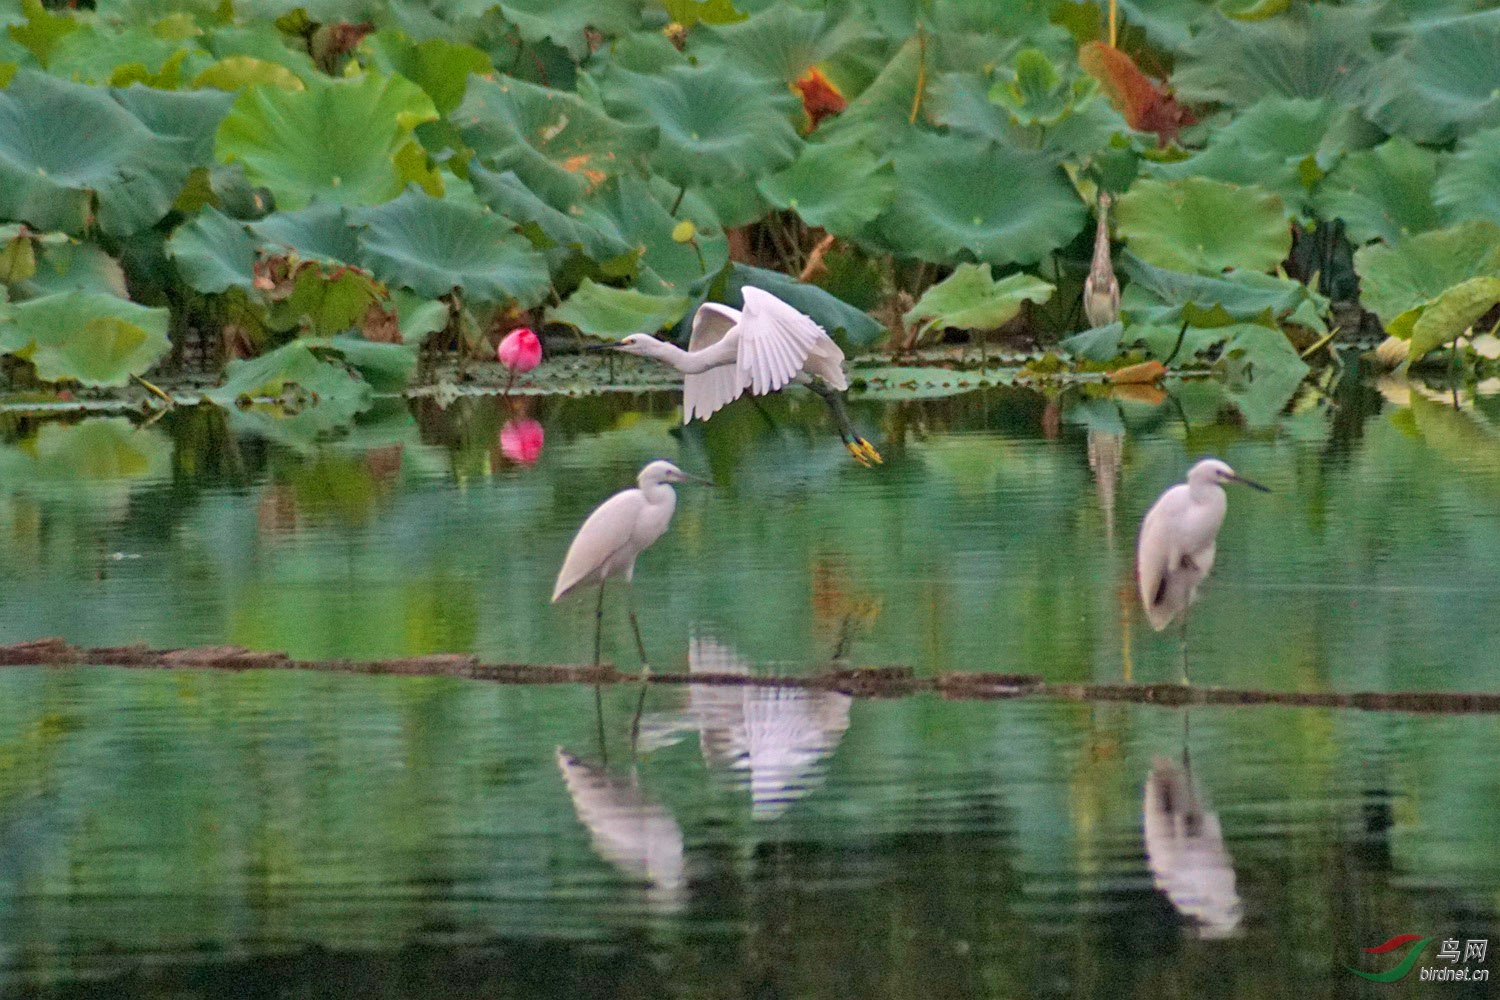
[1136,458,1268,643]
[553,460,712,665]
[594,287,883,467]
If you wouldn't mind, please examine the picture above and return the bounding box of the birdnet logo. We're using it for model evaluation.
[1346,934,1489,983]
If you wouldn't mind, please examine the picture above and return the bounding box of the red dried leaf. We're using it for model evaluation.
[793,67,846,132]
[1078,41,1194,146]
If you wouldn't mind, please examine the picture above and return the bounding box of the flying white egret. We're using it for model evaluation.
[594,287,883,467]
[1136,458,1268,642]
[553,460,712,665]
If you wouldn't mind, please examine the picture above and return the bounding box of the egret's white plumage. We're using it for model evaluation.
[602,288,880,465]
[1143,753,1243,938]
[553,460,710,663]
[1136,458,1267,632]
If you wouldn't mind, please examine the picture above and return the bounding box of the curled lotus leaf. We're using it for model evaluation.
[215,72,439,210]
[1408,276,1500,362]
[360,30,491,116]
[0,290,170,387]
[167,207,258,295]
[903,264,1055,337]
[1115,177,1291,276]
[454,75,656,207]
[1314,137,1445,245]
[0,70,184,237]
[352,187,552,307]
[546,278,690,339]
[1365,9,1500,145]
[1434,126,1500,231]
[873,131,1086,266]
[757,140,896,238]
[587,175,728,298]
[1353,220,1500,333]
[601,63,802,188]
[468,163,637,269]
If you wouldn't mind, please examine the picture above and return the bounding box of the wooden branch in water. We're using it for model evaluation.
[0,638,1497,714]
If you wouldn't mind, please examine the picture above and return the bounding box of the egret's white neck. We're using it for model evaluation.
[1187,477,1224,503]
[637,477,677,504]
[634,335,735,375]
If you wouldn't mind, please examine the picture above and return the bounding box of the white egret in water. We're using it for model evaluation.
[556,748,685,905]
[553,460,712,665]
[594,287,883,467]
[1136,459,1268,653]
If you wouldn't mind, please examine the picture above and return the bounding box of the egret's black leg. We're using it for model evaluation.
[593,582,606,666]
[808,380,882,466]
[594,682,608,766]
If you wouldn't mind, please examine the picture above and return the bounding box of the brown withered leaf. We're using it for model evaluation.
[1078,42,1194,147]
[360,302,402,343]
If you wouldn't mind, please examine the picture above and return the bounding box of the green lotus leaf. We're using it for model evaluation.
[361,30,491,116]
[202,24,319,77]
[267,263,386,338]
[352,187,551,306]
[21,241,129,300]
[167,206,258,294]
[903,264,1055,336]
[216,72,439,210]
[588,175,728,297]
[1173,7,1378,107]
[454,75,656,207]
[696,177,770,229]
[48,23,193,83]
[872,132,1085,266]
[1434,126,1500,230]
[7,0,78,67]
[0,416,169,485]
[757,140,896,237]
[1353,220,1500,331]
[392,288,448,346]
[303,335,417,392]
[205,339,372,432]
[193,56,306,91]
[988,48,1096,129]
[1408,276,1500,362]
[112,84,237,167]
[1365,9,1500,144]
[1314,137,1445,245]
[693,2,864,84]
[467,163,637,270]
[496,0,641,60]
[0,290,169,387]
[601,64,801,188]
[723,264,884,348]
[1121,254,1329,332]
[663,0,748,29]
[251,203,360,265]
[547,278,690,339]
[1115,177,1291,275]
[0,70,184,237]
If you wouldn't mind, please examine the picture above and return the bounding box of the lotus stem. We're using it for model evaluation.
[1109,0,1118,47]
[909,28,927,124]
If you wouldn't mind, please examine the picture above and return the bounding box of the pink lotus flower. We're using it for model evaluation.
[500,418,544,465]
[497,327,542,373]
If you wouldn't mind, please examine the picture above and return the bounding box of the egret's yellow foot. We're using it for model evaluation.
[847,438,883,467]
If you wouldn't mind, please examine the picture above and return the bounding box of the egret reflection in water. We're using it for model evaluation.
[555,748,686,908]
[642,635,852,820]
[1142,716,1244,939]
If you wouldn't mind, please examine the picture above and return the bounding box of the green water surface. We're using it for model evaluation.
[0,370,1494,998]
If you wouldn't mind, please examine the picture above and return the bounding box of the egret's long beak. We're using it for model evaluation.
[585,342,624,353]
[676,472,716,487]
[1228,474,1270,493]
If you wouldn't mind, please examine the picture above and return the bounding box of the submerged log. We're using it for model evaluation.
[0,639,1496,714]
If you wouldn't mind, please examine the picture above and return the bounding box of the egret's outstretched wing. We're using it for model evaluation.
[683,302,746,423]
[736,287,823,396]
